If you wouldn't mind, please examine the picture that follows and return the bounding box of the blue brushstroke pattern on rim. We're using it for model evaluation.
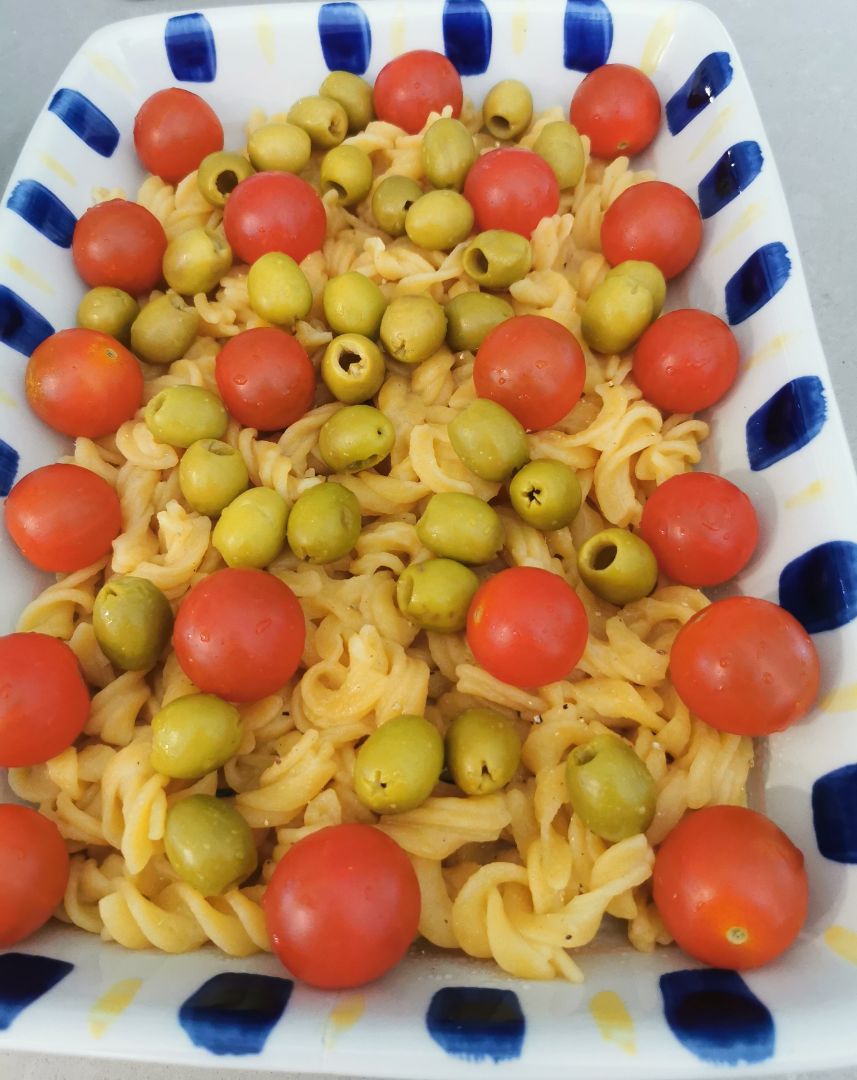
[0,438,20,496]
[660,969,775,1065]
[745,375,826,471]
[318,3,372,74]
[779,540,857,633]
[165,13,217,82]
[0,954,74,1031]
[426,987,525,1062]
[563,0,613,72]
[47,88,119,157]
[666,52,733,135]
[0,285,54,356]
[443,1,492,76]
[7,179,76,247]
[726,241,791,324]
[698,141,764,218]
[178,972,293,1055]
[812,763,857,863]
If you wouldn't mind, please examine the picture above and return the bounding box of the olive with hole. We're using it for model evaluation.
[446,708,521,795]
[212,487,290,568]
[463,230,531,290]
[421,117,477,191]
[320,144,374,206]
[396,557,479,633]
[144,386,228,448]
[162,227,233,296]
[318,405,395,472]
[416,492,503,565]
[577,527,658,605]
[445,292,514,353]
[323,272,387,339]
[533,121,585,189]
[371,175,423,237]
[320,333,386,404]
[151,694,243,780]
[605,260,666,318]
[287,95,348,149]
[247,252,313,325]
[320,70,375,133]
[164,794,257,895]
[482,80,533,141]
[581,275,653,355]
[130,293,200,365]
[509,459,582,531]
[380,295,447,364]
[405,190,474,251]
[247,122,312,174]
[179,438,250,517]
[197,151,254,207]
[287,482,361,563]
[565,734,656,842]
[449,399,529,482]
[77,287,138,344]
[353,714,444,814]
[93,576,173,672]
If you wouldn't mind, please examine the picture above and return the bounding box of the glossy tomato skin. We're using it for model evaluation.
[26,328,143,439]
[639,472,758,587]
[72,199,167,295]
[463,149,560,238]
[653,805,808,969]
[173,568,305,702]
[0,805,70,946]
[474,315,585,430]
[134,88,224,184]
[0,633,90,767]
[633,309,739,414]
[467,567,589,688]
[4,464,122,574]
[223,172,326,266]
[215,328,315,431]
[570,64,661,159]
[670,596,820,736]
[373,50,463,134]
[601,181,702,279]
[263,824,420,989]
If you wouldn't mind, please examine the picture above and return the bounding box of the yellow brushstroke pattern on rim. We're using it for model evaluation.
[820,683,857,713]
[712,202,765,255]
[689,106,735,161]
[39,153,76,186]
[257,17,276,64]
[589,990,636,1054]
[391,2,407,56]
[88,52,135,95]
[785,480,826,509]
[1,254,54,294]
[511,3,528,55]
[745,332,793,370]
[825,926,857,966]
[88,978,143,1039]
[323,994,365,1050]
[0,389,18,409]
[640,8,678,75]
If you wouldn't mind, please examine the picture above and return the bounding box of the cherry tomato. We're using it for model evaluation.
[570,63,661,160]
[467,567,589,688]
[215,328,315,431]
[5,464,122,573]
[133,88,224,185]
[464,148,560,238]
[653,805,808,969]
[263,823,420,989]
[0,804,70,946]
[639,472,758,587]
[173,568,305,702]
[72,199,167,295]
[474,315,586,430]
[669,596,820,736]
[0,633,90,767]
[633,309,740,413]
[372,50,463,134]
[601,181,702,279]
[26,328,143,439]
[223,172,326,266]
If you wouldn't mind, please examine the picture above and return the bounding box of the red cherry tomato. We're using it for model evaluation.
[474,315,586,430]
[25,328,143,439]
[0,633,90,767]
[633,309,740,413]
[223,172,326,266]
[601,181,702,279]
[263,824,420,989]
[372,50,463,134]
[4,464,122,573]
[570,64,661,160]
[215,328,315,431]
[463,148,560,238]
[0,804,70,946]
[133,88,224,185]
[467,567,589,688]
[653,805,808,969]
[72,199,167,295]
[669,596,820,736]
[173,568,305,702]
[639,472,758,587]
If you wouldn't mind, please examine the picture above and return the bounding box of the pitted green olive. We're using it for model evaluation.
[93,576,173,672]
[446,708,521,794]
[354,714,444,814]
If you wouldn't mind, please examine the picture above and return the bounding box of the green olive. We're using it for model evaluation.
[247,122,312,174]
[130,293,200,366]
[318,405,394,472]
[151,694,243,780]
[323,272,387,339]
[144,386,228,448]
[162,227,233,297]
[565,735,656,842]
[354,715,444,814]
[77,287,138,344]
[212,487,289,568]
[164,795,257,895]
[287,482,361,563]
[445,292,514,353]
[93,576,173,672]
[405,190,474,251]
[380,295,447,365]
[247,252,313,325]
[416,492,503,565]
[581,276,654,355]
[533,121,585,189]
[446,708,521,795]
[577,527,658,605]
[371,175,423,237]
[449,399,529,482]
[482,80,534,141]
[179,439,250,517]
[509,460,582,531]
[320,144,374,206]
[320,333,386,404]
[396,558,479,633]
[463,230,532,290]
[287,95,348,149]
[421,118,477,191]
[197,151,254,207]
[319,70,375,133]
[606,260,666,318]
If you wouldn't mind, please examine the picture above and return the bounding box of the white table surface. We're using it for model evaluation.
[1,1,856,1078]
